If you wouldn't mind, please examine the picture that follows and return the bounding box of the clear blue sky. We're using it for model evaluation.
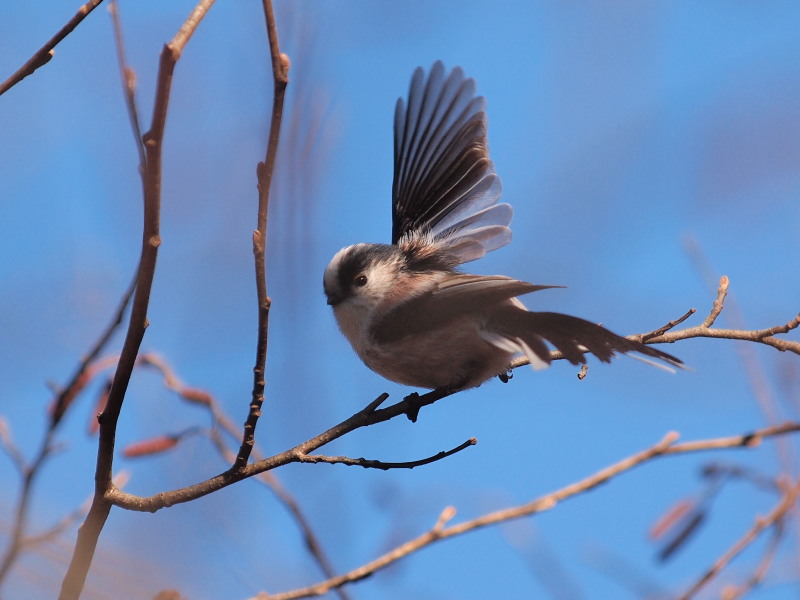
[1,2,799,599]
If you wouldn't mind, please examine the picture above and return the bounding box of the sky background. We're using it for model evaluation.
[1,1,800,599]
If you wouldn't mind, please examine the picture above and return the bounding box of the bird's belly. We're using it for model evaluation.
[360,323,512,390]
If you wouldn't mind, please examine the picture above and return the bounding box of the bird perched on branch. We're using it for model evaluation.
[323,61,681,391]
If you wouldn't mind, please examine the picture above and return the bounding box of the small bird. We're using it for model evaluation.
[323,61,681,391]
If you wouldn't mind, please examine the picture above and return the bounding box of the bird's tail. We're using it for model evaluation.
[485,309,683,372]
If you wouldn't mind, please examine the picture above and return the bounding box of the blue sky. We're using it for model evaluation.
[1,2,800,599]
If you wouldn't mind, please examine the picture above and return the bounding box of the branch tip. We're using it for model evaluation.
[655,431,681,451]
[365,393,390,413]
[434,506,457,532]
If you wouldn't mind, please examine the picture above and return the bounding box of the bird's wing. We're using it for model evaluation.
[370,275,557,344]
[392,61,511,264]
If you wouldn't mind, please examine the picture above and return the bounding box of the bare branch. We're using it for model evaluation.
[647,316,800,355]
[510,277,799,374]
[234,0,290,471]
[665,422,800,454]
[300,438,477,470]
[642,308,697,341]
[59,3,217,598]
[703,275,729,327]
[676,478,799,600]
[0,0,106,96]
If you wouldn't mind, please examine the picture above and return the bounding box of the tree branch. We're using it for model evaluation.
[233,0,290,471]
[58,3,217,598]
[0,0,106,96]
[509,276,799,372]
[93,275,800,515]
[300,437,477,470]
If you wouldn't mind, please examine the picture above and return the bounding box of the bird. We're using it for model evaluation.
[323,61,681,391]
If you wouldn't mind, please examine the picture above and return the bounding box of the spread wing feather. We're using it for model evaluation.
[392,61,511,263]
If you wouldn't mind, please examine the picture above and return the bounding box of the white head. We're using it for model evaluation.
[323,241,456,345]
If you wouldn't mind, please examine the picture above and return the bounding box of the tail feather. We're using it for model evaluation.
[488,308,683,370]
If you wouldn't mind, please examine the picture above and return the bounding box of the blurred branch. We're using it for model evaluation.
[108,0,146,168]
[58,3,217,599]
[134,352,349,599]
[0,270,136,588]
[252,429,800,600]
[233,0,289,471]
[721,519,785,600]
[208,431,352,600]
[664,422,800,454]
[0,417,26,474]
[22,472,130,552]
[685,233,800,568]
[676,478,799,600]
[0,0,106,96]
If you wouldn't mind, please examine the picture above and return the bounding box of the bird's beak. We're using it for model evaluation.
[326,293,342,307]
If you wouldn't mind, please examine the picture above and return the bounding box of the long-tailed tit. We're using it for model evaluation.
[324,61,682,391]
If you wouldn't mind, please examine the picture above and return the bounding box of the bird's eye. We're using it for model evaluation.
[353,274,368,287]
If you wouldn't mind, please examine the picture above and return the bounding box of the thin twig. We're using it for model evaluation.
[300,438,477,470]
[703,275,729,327]
[721,518,786,600]
[0,0,106,96]
[642,308,697,342]
[107,411,800,513]
[510,277,800,371]
[108,0,146,169]
[676,478,799,600]
[58,3,217,599]
[647,318,800,355]
[233,0,290,471]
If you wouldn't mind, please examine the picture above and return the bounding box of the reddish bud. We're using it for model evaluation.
[179,387,213,406]
[650,499,694,540]
[658,511,706,562]
[122,435,179,458]
[50,371,92,425]
[88,378,113,435]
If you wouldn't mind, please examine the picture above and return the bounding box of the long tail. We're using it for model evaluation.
[486,308,683,371]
